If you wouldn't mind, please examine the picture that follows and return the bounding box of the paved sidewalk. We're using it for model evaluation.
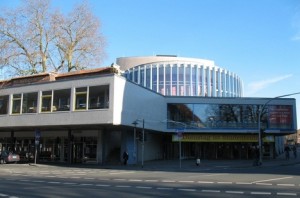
[102,147,300,172]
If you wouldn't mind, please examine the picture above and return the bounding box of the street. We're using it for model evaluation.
[0,162,300,198]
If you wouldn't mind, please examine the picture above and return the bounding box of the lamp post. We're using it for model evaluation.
[258,92,300,165]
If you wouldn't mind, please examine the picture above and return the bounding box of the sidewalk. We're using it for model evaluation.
[102,149,300,172]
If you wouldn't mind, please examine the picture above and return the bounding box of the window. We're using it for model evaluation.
[75,87,87,110]
[0,95,9,114]
[12,94,22,114]
[22,92,38,113]
[88,85,109,109]
[53,89,71,111]
[41,91,52,112]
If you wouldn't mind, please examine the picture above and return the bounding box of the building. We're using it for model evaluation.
[0,56,297,165]
[118,55,243,97]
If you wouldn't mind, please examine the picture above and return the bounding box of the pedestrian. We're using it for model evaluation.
[292,145,297,159]
[284,145,290,160]
[253,146,261,166]
[123,151,129,165]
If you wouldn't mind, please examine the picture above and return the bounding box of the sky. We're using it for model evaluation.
[1,0,300,128]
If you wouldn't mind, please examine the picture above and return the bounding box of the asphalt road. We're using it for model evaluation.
[0,163,299,198]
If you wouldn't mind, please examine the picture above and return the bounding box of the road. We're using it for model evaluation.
[0,163,299,197]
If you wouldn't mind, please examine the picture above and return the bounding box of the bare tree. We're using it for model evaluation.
[52,2,106,72]
[0,0,106,77]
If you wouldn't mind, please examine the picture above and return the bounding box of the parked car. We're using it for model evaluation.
[0,151,20,164]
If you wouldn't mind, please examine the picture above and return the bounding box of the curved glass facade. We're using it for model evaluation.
[123,61,243,97]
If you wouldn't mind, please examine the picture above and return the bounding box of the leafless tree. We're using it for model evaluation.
[0,0,106,77]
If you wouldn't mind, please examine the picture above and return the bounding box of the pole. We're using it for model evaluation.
[179,139,181,168]
[142,119,144,168]
[258,92,300,165]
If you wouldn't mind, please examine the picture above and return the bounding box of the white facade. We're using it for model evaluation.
[117,56,243,97]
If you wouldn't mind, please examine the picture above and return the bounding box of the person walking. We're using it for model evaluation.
[284,145,291,160]
[123,151,129,165]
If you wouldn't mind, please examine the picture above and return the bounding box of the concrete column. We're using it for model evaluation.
[97,130,103,165]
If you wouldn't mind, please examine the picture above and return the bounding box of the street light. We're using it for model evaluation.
[133,118,145,168]
[258,92,300,165]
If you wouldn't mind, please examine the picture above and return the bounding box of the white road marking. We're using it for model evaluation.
[109,171,134,175]
[202,190,220,193]
[203,173,228,177]
[178,180,194,183]
[162,180,176,183]
[252,176,293,183]
[198,181,214,184]
[217,182,232,184]
[145,180,158,182]
[129,179,142,182]
[96,184,111,187]
[236,182,252,185]
[251,192,271,195]
[225,191,244,194]
[277,193,297,196]
[48,181,61,184]
[255,183,272,186]
[84,178,95,180]
[157,187,173,190]
[136,186,152,189]
[178,188,196,192]
[116,185,131,188]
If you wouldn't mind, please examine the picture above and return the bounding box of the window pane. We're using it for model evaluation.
[75,87,87,110]
[22,92,38,113]
[0,95,9,115]
[41,91,52,112]
[12,94,21,114]
[89,85,109,109]
[53,89,71,111]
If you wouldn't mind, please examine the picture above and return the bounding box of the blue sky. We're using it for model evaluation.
[1,0,300,128]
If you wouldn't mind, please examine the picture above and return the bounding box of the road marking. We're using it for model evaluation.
[277,184,295,187]
[145,180,158,182]
[129,179,142,182]
[217,182,232,184]
[109,171,134,175]
[116,185,131,188]
[198,181,214,184]
[251,192,271,195]
[277,193,297,196]
[32,180,45,183]
[178,180,194,183]
[157,187,173,190]
[225,191,244,194]
[162,180,176,183]
[84,178,95,180]
[252,176,293,183]
[113,178,126,181]
[203,173,228,177]
[70,177,81,179]
[63,182,77,185]
[178,188,196,192]
[48,181,61,184]
[96,184,111,187]
[202,190,220,193]
[79,184,93,186]
[236,182,252,185]
[255,183,272,186]
[136,186,152,189]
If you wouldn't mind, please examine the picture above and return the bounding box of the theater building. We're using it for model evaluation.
[0,57,297,165]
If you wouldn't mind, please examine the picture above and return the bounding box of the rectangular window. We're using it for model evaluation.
[53,89,71,111]
[75,87,87,110]
[0,95,9,115]
[89,85,109,109]
[41,91,52,112]
[12,94,22,114]
[146,65,151,89]
[152,65,157,92]
[22,92,38,113]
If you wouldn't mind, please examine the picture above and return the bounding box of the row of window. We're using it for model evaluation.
[167,103,293,130]
[0,85,109,115]
[124,63,243,97]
